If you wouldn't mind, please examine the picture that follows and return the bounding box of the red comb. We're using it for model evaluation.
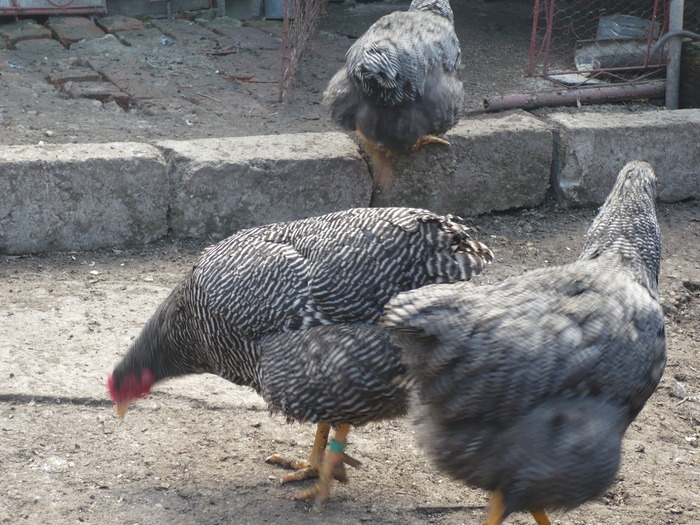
[107,369,155,404]
[107,374,118,402]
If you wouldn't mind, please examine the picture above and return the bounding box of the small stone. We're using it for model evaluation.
[682,280,700,292]
[673,380,687,399]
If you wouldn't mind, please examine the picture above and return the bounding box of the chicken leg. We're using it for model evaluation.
[265,423,331,483]
[357,129,394,192]
[484,490,551,525]
[295,423,361,506]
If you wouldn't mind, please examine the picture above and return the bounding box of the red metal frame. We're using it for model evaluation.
[0,2,105,15]
[528,0,671,83]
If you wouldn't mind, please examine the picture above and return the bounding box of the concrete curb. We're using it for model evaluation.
[372,111,553,215]
[0,109,698,254]
[0,143,167,254]
[548,109,700,206]
[158,132,371,240]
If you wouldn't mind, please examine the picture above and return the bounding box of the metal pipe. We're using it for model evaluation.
[480,81,665,113]
[666,0,685,109]
[651,29,700,56]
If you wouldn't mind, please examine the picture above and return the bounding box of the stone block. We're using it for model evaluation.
[71,32,126,54]
[159,132,371,239]
[14,38,67,64]
[47,68,103,86]
[0,19,51,47]
[95,14,145,34]
[548,109,700,206]
[0,143,168,254]
[62,81,130,109]
[46,16,105,47]
[372,111,553,216]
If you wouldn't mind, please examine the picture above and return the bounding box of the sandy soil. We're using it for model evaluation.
[1,200,699,525]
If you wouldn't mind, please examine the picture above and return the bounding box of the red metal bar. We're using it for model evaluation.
[0,5,103,13]
[543,0,559,76]
[528,0,671,87]
[528,0,543,76]
[644,0,664,67]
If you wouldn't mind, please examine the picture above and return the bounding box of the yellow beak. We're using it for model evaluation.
[116,401,129,419]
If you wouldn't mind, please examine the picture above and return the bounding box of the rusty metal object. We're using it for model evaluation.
[481,80,665,113]
[0,0,105,16]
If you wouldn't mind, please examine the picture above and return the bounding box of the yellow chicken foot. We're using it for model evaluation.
[411,135,450,151]
[295,423,361,507]
[483,490,551,525]
[484,490,506,525]
[357,128,394,192]
[531,509,552,525]
[265,423,331,483]
[369,146,394,193]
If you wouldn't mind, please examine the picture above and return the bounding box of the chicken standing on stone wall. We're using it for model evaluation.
[324,0,463,192]
[383,161,666,524]
[107,207,493,506]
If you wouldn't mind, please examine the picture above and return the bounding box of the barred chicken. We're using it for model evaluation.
[324,0,463,191]
[107,207,493,505]
[382,161,666,524]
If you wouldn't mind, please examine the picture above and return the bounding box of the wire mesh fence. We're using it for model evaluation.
[279,0,327,102]
[528,0,672,85]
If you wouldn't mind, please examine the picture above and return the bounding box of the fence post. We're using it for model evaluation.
[666,0,685,109]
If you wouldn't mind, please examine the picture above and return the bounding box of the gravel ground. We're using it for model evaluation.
[1,201,699,525]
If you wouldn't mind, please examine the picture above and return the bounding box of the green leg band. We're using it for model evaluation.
[329,439,346,453]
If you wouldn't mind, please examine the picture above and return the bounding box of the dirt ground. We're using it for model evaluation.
[1,200,699,525]
[0,0,574,147]
[1,0,699,524]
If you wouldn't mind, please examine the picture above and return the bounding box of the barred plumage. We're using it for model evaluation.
[382,162,666,524]
[108,207,493,502]
[323,0,463,191]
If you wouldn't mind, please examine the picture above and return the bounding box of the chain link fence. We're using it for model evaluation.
[528,0,671,85]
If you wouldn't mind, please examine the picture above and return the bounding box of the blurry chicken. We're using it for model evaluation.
[107,207,493,505]
[324,0,463,192]
[382,161,666,524]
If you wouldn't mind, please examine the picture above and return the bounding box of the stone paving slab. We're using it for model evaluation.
[0,143,167,254]
[159,132,371,239]
[74,29,267,119]
[372,111,554,217]
[62,81,131,109]
[548,109,700,206]
[153,18,281,85]
[95,14,145,34]
[0,19,51,47]
[153,18,232,47]
[13,38,67,66]
[180,19,275,51]
[46,16,105,47]
[47,68,103,86]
